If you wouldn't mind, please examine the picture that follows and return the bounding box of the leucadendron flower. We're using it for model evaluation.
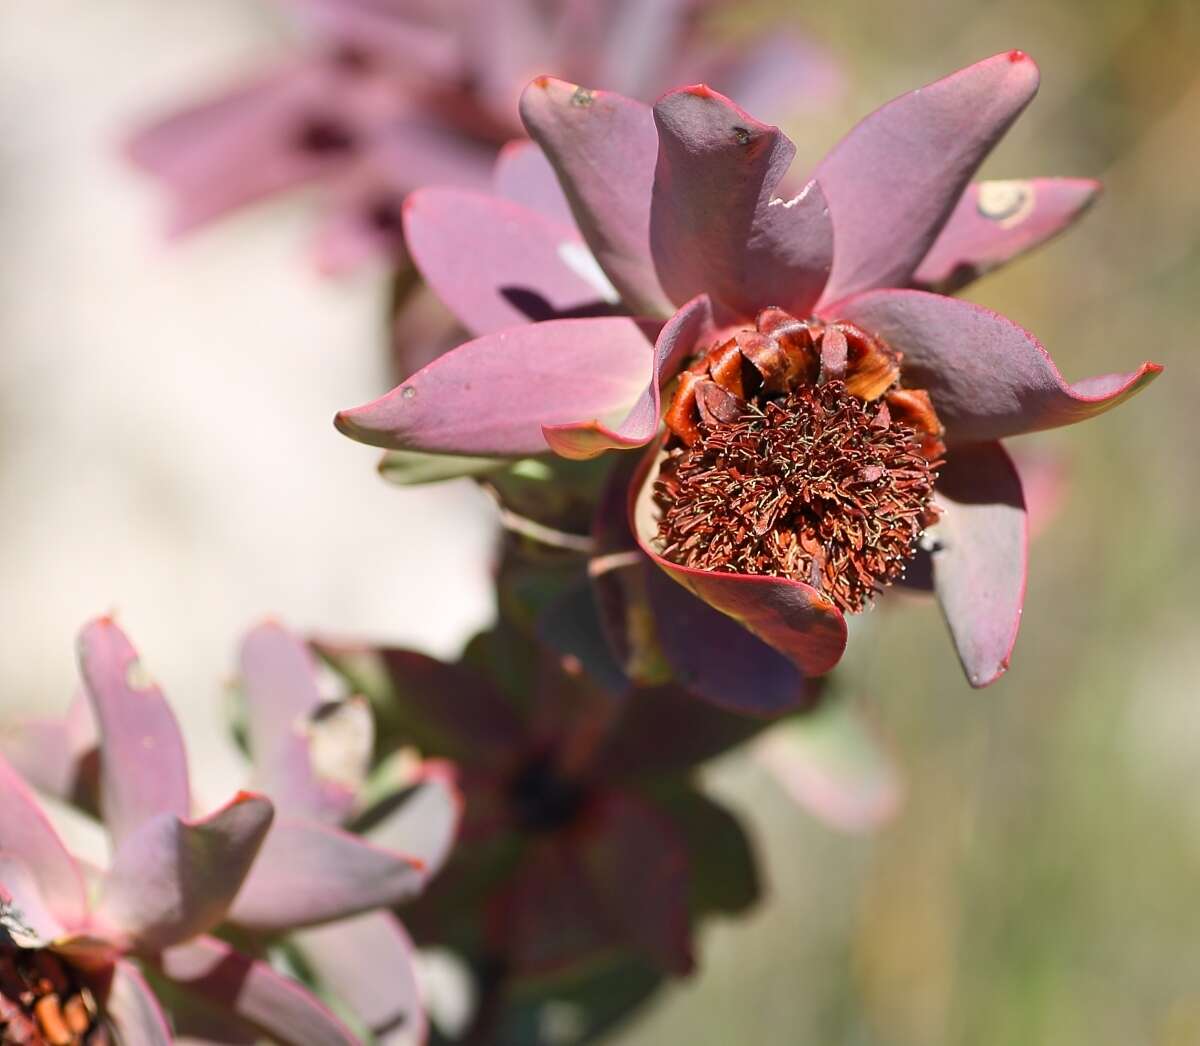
[0,617,356,1044]
[127,0,837,273]
[313,592,769,1040]
[336,52,1161,692]
[4,620,463,1045]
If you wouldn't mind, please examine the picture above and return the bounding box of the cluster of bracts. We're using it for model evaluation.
[2,0,1161,1041]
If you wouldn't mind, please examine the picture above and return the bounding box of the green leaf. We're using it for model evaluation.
[378,450,510,486]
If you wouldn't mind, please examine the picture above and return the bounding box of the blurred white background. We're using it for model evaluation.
[0,1,495,798]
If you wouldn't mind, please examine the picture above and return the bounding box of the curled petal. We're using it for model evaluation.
[77,618,191,847]
[241,622,368,823]
[404,187,616,337]
[929,442,1028,687]
[543,294,715,459]
[157,934,357,1045]
[650,86,832,317]
[913,177,1102,293]
[292,913,425,1045]
[520,77,673,316]
[0,857,66,945]
[642,567,814,716]
[830,289,1161,443]
[814,51,1041,304]
[107,961,173,1046]
[757,698,902,833]
[492,139,575,227]
[228,818,424,931]
[360,761,463,880]
[96,793,274,951]
[335,317,660,457]
[0,758,88,930]
[0,694,98,812]
[632,447,847,679]
[241,622,324,761]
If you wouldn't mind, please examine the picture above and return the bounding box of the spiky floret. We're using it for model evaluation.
[654,381,940,612]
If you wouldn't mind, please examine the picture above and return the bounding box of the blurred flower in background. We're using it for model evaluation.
[0,617,354,1043]
[126,0,840,275]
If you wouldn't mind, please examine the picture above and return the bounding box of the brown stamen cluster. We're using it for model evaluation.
[0,946,107,1045]
[654,307,946,612]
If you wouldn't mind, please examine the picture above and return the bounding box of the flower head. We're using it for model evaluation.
[3,619,463,1044]
[337,52,1161,697]
[314,600,766,1014]
[128,0,838,273]
[0,617,357,1043]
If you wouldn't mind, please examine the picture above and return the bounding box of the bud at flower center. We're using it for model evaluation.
[654,309,945,612]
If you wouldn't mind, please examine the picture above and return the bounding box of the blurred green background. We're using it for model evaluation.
[2,1,1198,1043]
[620,1,1200,1043]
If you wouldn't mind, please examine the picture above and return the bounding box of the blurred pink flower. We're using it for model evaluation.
[128,0,839,274]
[3,619,463,1044]
[336,52,1160,692]
[0,617,355,1044]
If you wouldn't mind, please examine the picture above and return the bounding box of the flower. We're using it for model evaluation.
[128,0,838,274]
[3,619,464,1044]
[0,617,355,1043]
[335,52,1161,693]
[313,597,768,1038]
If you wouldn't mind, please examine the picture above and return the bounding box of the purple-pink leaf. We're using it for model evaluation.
[520,77,673,317]
[127,64,348,237]
[76,618,191,847]
[641,566,813,715]
[157,934,357,1045]
[292,912,425,1045]
[814,51,1041,305]
[362,761,462,880]
[632,448,848,678]
[241,622,325,761]
[228,818,424,931]
[0,856,68,944]
[829,289,1161,443]
[403,188,614,337]
[543,294,715,459]
[107,960,173,1046]
[575,792,693,975]
[240,622,368,823]
[913,177,1101,293]
[928,441,1028,688]
[650,86,832,317]
[0,694,97,809]
[492,139,575,227]
[757,698,902,832]
[96,793,274,952]
[335,317,660,456]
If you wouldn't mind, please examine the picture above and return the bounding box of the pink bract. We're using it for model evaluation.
[336,53,1160,697]
[0,618,357,1044]
[128,0,840,274]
